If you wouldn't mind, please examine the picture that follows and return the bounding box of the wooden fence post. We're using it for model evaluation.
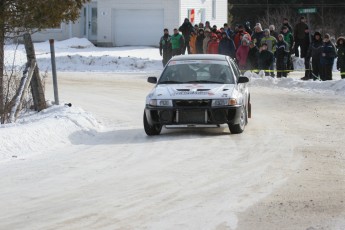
[23,33,46,111]
[9,60,36,122]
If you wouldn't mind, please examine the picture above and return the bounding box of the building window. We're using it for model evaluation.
[212,0,216,19]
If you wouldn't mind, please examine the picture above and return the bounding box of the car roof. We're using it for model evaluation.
[170,54,229,62]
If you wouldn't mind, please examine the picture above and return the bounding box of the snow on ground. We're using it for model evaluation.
[1,37,345,162]
[1,38,345,229]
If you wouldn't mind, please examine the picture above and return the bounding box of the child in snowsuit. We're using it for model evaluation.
[320,34,337,81]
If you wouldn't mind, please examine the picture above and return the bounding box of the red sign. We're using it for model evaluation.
[190,9,195,23]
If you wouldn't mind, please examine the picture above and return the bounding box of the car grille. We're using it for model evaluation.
[173,99,211,107]
[178,110,206,123]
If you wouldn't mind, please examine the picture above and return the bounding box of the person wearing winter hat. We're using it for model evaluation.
[178,18,195,54]
[258,43,274,76]
[218,31,236,58]
[275,34,289,78]
[207,33,220,54]
[236,38,250,71]
[159,28,172,67]
[247,41,259,72]
[304,31,323,80]
[203,28,212,54]
[280,18,293,34]
[320,33,337,81]
[251,24,265,48]
[195,28,205,54]
[261,29,277,77]
[281,26,294,73]
[336,36,345,79]
[269,25,279,41]
[234,25,251,49]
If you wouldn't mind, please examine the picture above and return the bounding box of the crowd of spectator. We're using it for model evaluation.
[159,17,345,80]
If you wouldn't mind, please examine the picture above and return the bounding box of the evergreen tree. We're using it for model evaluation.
[0,0,90,123]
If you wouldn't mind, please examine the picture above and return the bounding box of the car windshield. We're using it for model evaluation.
[158,60,235,84]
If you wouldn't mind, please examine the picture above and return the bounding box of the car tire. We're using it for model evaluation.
[228,106,246,134]
[143,111,162,136]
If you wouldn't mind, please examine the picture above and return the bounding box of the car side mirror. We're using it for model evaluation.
[147,77,157,84]
[238,76,249,84]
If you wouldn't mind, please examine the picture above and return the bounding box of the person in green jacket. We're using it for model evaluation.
[171,28,185,56]
[281,26,294,72]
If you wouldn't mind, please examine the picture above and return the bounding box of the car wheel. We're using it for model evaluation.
[228,106,246,134]
[143,111,162,136]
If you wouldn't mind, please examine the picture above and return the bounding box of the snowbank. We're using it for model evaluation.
[245,71,345,96]
[0,104,100,162]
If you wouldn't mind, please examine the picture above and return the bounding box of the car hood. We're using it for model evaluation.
[150,84,236,99]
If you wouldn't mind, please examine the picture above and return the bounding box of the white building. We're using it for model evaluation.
[32,0,228,47]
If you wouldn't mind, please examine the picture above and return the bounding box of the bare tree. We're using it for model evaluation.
[258,5,297,31]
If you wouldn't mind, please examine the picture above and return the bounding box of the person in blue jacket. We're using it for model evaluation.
[320,33,337,81]
[218,32,236,59]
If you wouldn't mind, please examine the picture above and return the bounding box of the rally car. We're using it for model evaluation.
[143,54,251,135]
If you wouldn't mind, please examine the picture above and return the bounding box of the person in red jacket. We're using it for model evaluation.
[207,33,219,54]
[236,38,250,71]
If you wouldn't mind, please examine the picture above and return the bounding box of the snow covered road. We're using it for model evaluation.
[0,72,344,230]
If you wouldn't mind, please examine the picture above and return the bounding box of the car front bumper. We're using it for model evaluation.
[145,105,243,126]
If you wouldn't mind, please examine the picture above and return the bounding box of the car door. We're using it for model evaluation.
[228,58,249,107]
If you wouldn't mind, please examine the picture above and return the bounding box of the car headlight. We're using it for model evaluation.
[149,99,173,107]
[212,98,237,106]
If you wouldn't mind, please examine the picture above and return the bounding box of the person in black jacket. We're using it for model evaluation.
[247,41,259,72]
[258,43,274,76]
[195,28,205,54]
[320,33,337,81]
[280,18,293,34]
[179,18,195,54]
[293,17,309,58]
[336,36,345,79]
[159,28,172,67]
[305,32,323,80]
[218,32,236,58]
[275,34,289,78]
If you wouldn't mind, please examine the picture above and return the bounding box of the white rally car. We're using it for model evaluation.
[144,54,251,135]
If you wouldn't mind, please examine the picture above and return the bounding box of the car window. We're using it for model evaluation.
[159,60,235,84]
[229,60,241,82]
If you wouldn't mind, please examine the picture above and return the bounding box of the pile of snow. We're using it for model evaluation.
[4,38,163,72]
[245,71,345,96]
[0,104,100,162]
